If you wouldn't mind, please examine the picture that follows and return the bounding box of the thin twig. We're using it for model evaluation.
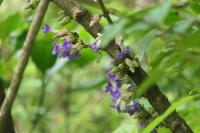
[0,0,50,129]
[52,0,193,132]
[97,0,113,24]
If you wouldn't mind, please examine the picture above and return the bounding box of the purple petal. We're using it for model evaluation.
[43,24,52,33]
[123,101,140,115]
[51,41,60,55]
[90,44,99,52]
[111,103,121,113]
[62,39,72,52]
[116,48,131,59]
[139,123,146,129]
[68,52,80,60]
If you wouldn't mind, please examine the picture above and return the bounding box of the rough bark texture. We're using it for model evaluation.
[0,79,15,133]
[0,0,50,131]
[53,0,193,132]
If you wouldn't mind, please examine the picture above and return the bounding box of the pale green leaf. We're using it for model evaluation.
[101,19,127,47]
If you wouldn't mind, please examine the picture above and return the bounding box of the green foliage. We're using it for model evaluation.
[101,19,127,47]
[31,33,57,74]
[0,0,200,133]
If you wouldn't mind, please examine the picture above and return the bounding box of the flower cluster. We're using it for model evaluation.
[104,61,141,116]
[51,40,80,59]
[105,70,122,102]
[90,33,102,52]
[43,24,83,60]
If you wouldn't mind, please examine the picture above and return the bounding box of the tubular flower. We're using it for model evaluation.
[116,48,131,59]
[111,102,121,113]
[90,43,99,52]
[43,24,52,33]
[123,101,140,115]
[52,41,60,55]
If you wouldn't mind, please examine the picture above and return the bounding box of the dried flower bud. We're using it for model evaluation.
[90,14,102,27]
[59,16,71,26]
[55,29,68,38]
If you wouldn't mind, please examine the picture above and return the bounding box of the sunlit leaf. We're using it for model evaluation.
[101,19,127,47]
[144,1,171,24]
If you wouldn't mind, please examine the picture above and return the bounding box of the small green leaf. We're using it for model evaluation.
[101,19,127,47]
[136,30,156,61]
[0,13,21,38]
[144,1,171,24]
[31,34,57,74]
[69,48,98,67]
[172,18,194,34]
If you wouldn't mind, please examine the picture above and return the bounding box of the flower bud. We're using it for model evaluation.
[125,58,139,68]
[110,67,120,74]
[55,29,68,38]
[90,14,102,27]
[116,71,125,80]
[118,63,126,70]
[59,16,71,26]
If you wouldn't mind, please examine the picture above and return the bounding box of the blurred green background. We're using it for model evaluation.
[0,0,200,133]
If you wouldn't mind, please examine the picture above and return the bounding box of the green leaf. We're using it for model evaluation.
[69,48,98,67]
[142,94,200,133]
[0,13,21,38]
[31,34,57,74]
[172,18,194,34]
[144,1,171,24]
[101,19,127,47]
[136,30,156,61]
[190,1,200,13]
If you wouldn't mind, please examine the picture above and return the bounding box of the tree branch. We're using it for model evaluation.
[52,0,193,132]
[0,0,50,130]
[96,0,113,24]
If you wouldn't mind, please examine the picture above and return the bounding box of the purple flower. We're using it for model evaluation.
[68,52,80,60]
[110,90,121,102]
[111,103,121,113]
[105,69,122,102]
[52,41,60,55]
[104,81,112,92]
[139,123,146,129]
[106,70,117,82]
[62,39,72,52]
[90,44,99,52]
[43,24,52,33]
[116,48,131,59]
[51,39,80,60]
[123,101,140,115]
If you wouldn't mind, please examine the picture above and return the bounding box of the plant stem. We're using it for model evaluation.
[0,0,50,130]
